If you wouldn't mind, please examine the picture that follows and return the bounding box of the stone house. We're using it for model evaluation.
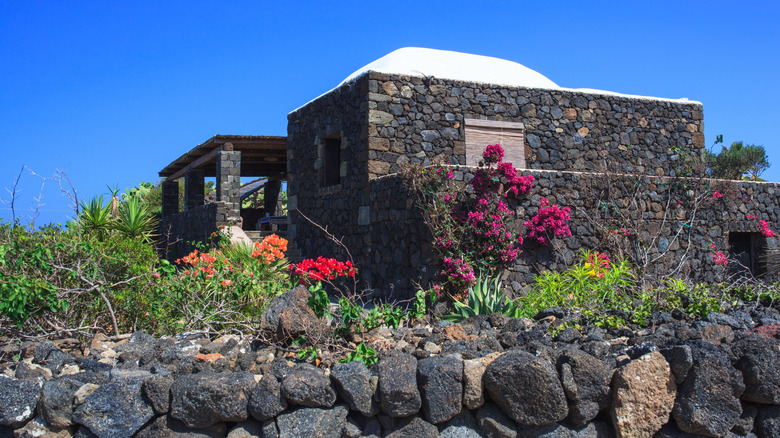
[161,48,779,298]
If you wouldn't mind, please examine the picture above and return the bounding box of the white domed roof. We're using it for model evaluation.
[339,47,560,90]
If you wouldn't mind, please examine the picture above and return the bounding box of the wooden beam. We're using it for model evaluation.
[165,145,226,182]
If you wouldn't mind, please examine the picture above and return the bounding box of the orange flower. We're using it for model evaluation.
[221,279,233,287]
[251,234,288,264]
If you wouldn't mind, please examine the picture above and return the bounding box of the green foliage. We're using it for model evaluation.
[408,289,427,320]
[520,250,637,326]
[79,196,113,239]
[339,296,361,327]
[307,282,331,319]
[706,139,771,180]
[340,342,378,367]
[297,345,320,362]
[445,273,522,322]
[113,197,159,242]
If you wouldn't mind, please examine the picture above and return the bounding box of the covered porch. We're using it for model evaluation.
[158,135,289,256]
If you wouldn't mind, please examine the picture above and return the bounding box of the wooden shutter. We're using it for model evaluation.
[464,119,525,168]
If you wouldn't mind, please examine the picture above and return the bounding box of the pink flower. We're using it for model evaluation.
[712,191,722,198]
[712,252,728,266]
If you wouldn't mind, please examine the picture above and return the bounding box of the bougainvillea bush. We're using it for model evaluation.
[402,144,571,301]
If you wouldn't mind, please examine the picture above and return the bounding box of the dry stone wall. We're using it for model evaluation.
[159,202,229,259]
[4,302,780,438]
[364,71,705,177]
[364,168,780,299]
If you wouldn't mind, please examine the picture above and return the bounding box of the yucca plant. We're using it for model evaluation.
[445,273,522,322]
[79,195,113,240]
[113,197,159,242]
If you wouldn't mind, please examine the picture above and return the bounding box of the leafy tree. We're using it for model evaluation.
[705,135,770,180]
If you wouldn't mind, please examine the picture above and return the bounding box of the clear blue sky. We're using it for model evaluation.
[2,1,778,226]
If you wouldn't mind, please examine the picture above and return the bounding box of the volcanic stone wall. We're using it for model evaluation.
[4,315,780,438]
[287,76,372,265]
[363,71,705,177]
[363,168,780,299]
[159,201,229,259]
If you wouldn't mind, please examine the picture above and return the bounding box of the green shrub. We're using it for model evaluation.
[445,273,522,322]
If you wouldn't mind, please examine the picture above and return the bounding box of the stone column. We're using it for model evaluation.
[161,180,179,219]
[184,168,205,211]
[264,180,282,217]
[216,150,241,222]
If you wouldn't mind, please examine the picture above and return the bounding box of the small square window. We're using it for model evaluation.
[728,232,768,278]
[464,119,525,167]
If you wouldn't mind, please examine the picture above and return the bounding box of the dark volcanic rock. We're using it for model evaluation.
[281,369,336,408]
[385,416,439,438]
[672,340,745,437]
[483,350,568,426]
[72,380,154,438]
[660,345,693,384]
[275,405,348,438]
[557,349,614,426]
[330,361,377,416]
[259,286,329,343]
[135,415,226,438]
[378,352,421,417]
[143,374,174,414]
[731,334,780,404]
[0,376,42,428]
[170,371,255,428]
[248,375,287,421]
[438,410,480,438]
[416,356,462,424]
[38,377,83,429]
[476,402,517,438]
[756,405,780,438]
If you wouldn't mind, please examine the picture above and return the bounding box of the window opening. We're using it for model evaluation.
[464,119,525,167]
[728,232,767,278]
[323,137,341,187]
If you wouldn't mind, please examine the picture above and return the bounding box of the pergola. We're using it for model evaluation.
[158,135,287,226]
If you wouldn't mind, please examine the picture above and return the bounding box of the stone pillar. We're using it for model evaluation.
[216,150,241,222]
[161,180,179,219]
[264,180,282,217]
[184,168,205,211]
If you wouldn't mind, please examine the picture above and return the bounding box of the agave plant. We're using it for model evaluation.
[444,273,523,322]
[79,195,113,240]
[113,197,159,242]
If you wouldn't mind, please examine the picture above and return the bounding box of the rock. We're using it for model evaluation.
[248,375,287,421]
[73,383,99,406]
[227,419,266,438]
[672,340,745,437]
[731,334,780,404]
[557,349,614,427]
[281,369,336,408]
[659,345,692,384]
[275,405,348,438]
[330,361,377,416]
[476,403,516,438]
[72,380,154,438]
[14,362,53,381]
[483,350,568,426]
[385,416,439,438]
[462,352,501,410]
[755,405,780,438]
[438,410,480,438]
[610,351,676,438]
[13,416,72,438]
[38,377,83,429]
[259,286,329,343]
[707,312,744,330]
[170,371,255,429]
[732,403,757,436]
[135,415,226,438]
[0,376,42,428]
[143,374,174,414]
[417,356,462,424]
[378,352,421,417]
[516,423,578,438]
